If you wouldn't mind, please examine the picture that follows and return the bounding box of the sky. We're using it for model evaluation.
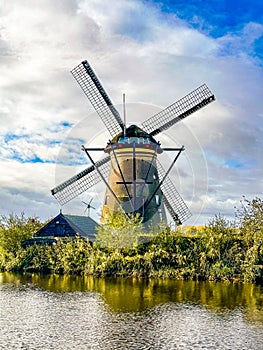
[0,0,262,226]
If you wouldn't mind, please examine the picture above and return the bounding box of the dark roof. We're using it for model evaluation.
[111,124,158,144]
[63,214,98,241]
[35,213,99,242]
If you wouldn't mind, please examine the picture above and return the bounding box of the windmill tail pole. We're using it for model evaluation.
[109,140,134,211]
[81,145,128,219]
[144,146,185,210]
[82,145,121,206]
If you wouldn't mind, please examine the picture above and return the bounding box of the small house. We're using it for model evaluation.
[35,212,99,242]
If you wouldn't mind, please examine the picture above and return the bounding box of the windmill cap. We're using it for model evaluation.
[111,124,159,144]
[105,124,162,153]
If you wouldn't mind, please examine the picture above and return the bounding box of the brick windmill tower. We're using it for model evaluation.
[51,60,215,227]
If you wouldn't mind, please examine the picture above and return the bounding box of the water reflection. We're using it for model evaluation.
[1,272,263,322]
[1,273,263,350]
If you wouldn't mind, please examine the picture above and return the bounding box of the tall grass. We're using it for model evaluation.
[0,197,262,283]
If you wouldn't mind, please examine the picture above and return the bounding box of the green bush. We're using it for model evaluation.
[0,213,42,270]
[96,212,143,249]
[0,197,262,283]
[238,198,263,282]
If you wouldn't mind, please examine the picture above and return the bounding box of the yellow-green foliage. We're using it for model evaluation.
[0,213,42,270]
[0,197,262,283]
[96,212,143,249]
[236,197,263,282]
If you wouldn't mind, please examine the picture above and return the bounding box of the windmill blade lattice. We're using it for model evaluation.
[141,84,215,136]
[157,160,191,224]
[51,156,110,205]
[71,61,124,137]
[51,59,216,228]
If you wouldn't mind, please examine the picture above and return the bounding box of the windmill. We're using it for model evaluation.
[51,60,215,227]
[82,199,95,217]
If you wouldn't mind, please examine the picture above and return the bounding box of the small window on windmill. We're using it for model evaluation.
[105,195,110,205]
[155,195,160,206]
[153,173,157,180]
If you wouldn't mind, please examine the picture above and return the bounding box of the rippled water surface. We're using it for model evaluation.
[0,273,263,349]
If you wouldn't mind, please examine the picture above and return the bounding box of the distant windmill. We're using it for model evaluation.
[51,60,215,227]
[82,198,95,217]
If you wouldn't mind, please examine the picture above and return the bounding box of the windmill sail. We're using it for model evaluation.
[157,160,191,224]
[51,156,110,205]
[51,59,215,227]
[141,84,215,136]
[71,61,124,137]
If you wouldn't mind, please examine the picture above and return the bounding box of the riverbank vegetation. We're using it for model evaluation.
[0,197,262,283]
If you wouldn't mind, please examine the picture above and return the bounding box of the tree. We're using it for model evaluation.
[236,197,263,282]
[0,212,42,268]
[96,212,143,249]
[236,197,263,234]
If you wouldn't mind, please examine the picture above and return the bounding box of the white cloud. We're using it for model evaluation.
[217,22,263,62]
[0,0,262,224]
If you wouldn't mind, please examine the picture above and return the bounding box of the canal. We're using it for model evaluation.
[0,273,263,349]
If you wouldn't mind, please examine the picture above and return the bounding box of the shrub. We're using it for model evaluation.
[96,212,143,249]
[0,198,262,283]
[0,213,42,269]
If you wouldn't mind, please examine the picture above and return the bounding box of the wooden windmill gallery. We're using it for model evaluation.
[51,60,215,228]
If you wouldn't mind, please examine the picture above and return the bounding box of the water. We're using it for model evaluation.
[0,273,263,349]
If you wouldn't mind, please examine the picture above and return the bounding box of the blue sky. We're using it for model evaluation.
[0,0,262,225]
[154,0,263,64]
[154,0,263,36]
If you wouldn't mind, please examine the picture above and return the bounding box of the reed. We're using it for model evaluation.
[0,197,262,283]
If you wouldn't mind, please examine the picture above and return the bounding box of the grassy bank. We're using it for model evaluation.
[0,197,262,283]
